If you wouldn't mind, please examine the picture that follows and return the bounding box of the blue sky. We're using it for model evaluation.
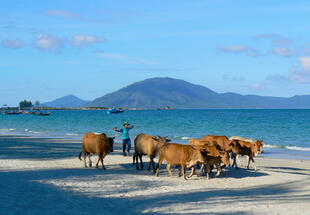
[1,0,310,106]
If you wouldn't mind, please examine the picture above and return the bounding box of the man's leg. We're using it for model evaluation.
[122,139,126,156]
[127,138,131,155]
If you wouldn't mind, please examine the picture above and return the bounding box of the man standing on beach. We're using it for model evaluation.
[113,122,135,156]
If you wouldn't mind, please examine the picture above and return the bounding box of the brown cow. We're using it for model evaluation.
[230,136,264,153]
[231,140,262,171]
[155,143,208,180]
[133,134,170,173]
[78,132,114,169]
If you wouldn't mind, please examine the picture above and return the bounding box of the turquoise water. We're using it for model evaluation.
[1,109,310,158]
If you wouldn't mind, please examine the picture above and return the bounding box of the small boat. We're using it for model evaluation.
[22,111,34,115]
[106,108,124,114]
[33,112,51,116]
[4,111,21,115]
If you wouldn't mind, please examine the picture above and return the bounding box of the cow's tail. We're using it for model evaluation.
[78,151,83,161]
[132,152,136,165]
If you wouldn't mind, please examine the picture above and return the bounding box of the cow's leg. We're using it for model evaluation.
[232,154,239,169]
[83,149,87,167]
[135,153,140,170]
[88,153,92,167]
[167,164,173,177]
[206,163,211,179]
[246,155,251,169]
[250,156,257,171]
[151,156,156,174]
[215,163,221,177]
[95,156,100,168]
[187,166,195,178]
[155,156,163,177]
[200,164,205,173]
[182,165,187,180]
[139,155,143,170]
[101,153,107,169]
[147,155,152,171]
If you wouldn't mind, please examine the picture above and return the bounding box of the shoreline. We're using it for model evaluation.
[1,133,310,160]
[1,135,310,214]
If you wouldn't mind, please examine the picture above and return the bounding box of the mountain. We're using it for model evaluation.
[86,77,310,109]
[42,95,89,108]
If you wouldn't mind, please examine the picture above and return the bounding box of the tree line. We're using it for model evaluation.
[19,100,40,108]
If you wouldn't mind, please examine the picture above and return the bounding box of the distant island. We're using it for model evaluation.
[85,77,310,109]
[8,77,310,109]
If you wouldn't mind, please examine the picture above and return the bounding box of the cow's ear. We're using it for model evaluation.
[152,136,158,141]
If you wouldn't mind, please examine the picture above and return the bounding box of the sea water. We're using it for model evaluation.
[1,109,310,159]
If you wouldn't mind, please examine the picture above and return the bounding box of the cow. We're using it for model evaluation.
[78,132,114,169]
[231,139,262,171]
[230,136,264,153]
[133,134,170,173]
[155,143,208,180]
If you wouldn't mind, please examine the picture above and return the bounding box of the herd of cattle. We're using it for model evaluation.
[79,132,264,180]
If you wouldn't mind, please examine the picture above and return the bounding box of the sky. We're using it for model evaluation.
[1,0,310,106]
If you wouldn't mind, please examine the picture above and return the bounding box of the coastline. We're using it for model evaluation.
[1,135,310,214]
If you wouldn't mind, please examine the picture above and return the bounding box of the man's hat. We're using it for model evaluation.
[123,121,130,125]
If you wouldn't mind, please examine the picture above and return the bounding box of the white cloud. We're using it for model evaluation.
[299,56,310,70]
[72,35,105,47]
[95,51,157,65]
[46,10,80,20]
[2,38,23,49]
[35,34,64,53]
[267,56,310,84]
[269,47,295,57]
[218,45,259,57]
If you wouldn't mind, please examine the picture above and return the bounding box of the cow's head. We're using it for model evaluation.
[256,140,264,153]
[250,141,261,157]
[220,151,231,167]
[153,136,171,148]
[107,137,115,153]
[198,148,209,164]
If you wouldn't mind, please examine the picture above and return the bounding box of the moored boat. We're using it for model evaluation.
[106,108,124,114]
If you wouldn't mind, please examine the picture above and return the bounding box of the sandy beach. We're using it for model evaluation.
[0,135,310,215]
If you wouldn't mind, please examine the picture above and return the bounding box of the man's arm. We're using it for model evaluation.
[113,127,122,132]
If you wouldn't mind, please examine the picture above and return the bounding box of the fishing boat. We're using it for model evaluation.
[4,111,21,115]
[106,108,124,114]
[22,111,34,114]
[33,111,51,116]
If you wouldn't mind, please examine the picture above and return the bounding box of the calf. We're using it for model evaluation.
[155,143,208,180]
[133,134,170,173]
[189,143,231,178]
[78,132,114,169]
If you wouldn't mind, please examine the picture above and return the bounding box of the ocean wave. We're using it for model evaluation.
[65,133,78,136]
[285,146,310,152]
[264,143,310,152]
